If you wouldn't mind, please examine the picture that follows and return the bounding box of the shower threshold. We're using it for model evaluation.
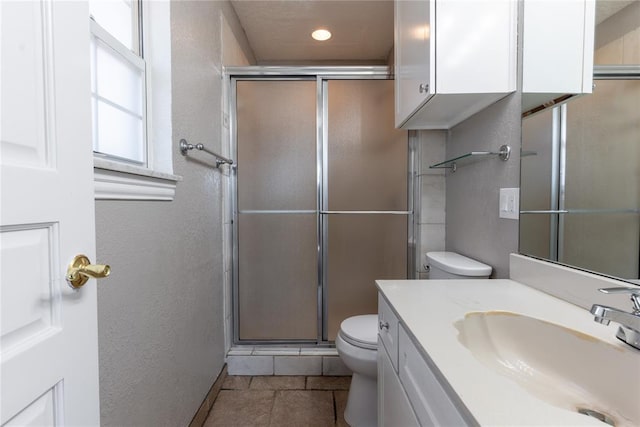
[226,345,350,376]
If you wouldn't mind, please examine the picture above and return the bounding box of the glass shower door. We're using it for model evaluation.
[236,80,318,341]
[323,80,409,340]
[234,75,410,344]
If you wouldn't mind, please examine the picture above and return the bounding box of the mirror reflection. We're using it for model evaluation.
[520,0,640,284]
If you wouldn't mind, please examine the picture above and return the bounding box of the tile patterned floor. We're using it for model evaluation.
[203,375,351,427]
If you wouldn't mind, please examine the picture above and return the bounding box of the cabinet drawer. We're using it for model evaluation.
[398,325,470,427]
[378,294,399,371]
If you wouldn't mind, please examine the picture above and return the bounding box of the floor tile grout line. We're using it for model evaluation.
[267,389,279,427]
[332,391,338,425]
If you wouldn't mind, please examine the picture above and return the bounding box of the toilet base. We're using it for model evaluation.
[344,372,377,427]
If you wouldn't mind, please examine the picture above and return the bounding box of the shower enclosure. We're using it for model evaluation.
[229,68,412,344]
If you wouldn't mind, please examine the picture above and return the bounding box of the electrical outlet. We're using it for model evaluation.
[499,188,519,219]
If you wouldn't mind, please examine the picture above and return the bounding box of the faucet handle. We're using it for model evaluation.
[598,287,640,312]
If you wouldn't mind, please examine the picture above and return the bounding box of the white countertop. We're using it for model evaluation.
[376,279,636,426]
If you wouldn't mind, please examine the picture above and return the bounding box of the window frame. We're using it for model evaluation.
[90,0,180,201]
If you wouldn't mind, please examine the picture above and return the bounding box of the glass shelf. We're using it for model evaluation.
[429,145,511,172]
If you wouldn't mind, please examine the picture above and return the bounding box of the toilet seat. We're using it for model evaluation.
[339,315,378,350]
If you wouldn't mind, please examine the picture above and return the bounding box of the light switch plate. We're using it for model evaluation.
[499,188,519,219]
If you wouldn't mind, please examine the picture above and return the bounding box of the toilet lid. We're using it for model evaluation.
[426,251,492,276]
[339,315,378,350]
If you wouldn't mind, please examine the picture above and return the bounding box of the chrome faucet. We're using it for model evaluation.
[590,286,640,350]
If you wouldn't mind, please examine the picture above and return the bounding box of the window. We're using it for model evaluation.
[90,0,146,164]
[89,0,179,200]
[89,0,140,52]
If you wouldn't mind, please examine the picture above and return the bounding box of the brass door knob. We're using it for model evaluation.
[66,255,111,289]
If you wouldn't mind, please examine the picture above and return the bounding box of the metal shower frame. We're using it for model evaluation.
[226,66,416,346]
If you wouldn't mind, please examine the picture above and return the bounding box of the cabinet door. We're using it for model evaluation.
[522,0,595,112]
[394,0,434,127]
[378,294,400,370]
[378,339,420,427]
[399,325,471,426]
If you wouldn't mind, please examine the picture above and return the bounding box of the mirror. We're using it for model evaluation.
[519,0,640,285]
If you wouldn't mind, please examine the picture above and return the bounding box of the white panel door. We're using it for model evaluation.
[1,1,100,425]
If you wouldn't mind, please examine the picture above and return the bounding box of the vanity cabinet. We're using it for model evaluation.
[378,294,471,426]
[378,294,399,370]
[522,0,595,113]
[398,326,469,426]
[378,296,419,426]
[394,0,517,129]
[378,340,420,427]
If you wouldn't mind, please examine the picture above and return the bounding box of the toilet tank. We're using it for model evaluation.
[426,251,492,279]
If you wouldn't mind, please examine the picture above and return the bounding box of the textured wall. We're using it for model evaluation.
[95,2,253,426]
[444,93,522,278]
[442,0,523,279]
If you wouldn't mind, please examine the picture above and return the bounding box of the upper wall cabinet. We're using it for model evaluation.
[521,0,596,113]
[394,0,517,130]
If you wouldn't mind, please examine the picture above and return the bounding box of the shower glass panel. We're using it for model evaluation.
[233,71,410,345]
[326,80,408,211]
[237,81,317,211]
[236,80,318,340]
[238,214,318,340]
[563,79,640,278]
[520,76,640,281]
[520,108,556,259]
[562,214,639,278]
[324,80,408,340]
[326,215,407,340]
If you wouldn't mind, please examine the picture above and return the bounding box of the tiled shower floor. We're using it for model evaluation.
[203,375,351,427]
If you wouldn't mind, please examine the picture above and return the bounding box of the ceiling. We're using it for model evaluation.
[230,0,636,65]
[229,0,394,64]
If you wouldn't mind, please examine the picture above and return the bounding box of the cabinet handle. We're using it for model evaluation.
[379,320,389,330]
[419,83,429,94]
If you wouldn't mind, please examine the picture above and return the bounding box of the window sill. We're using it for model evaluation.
[94,158,182,201]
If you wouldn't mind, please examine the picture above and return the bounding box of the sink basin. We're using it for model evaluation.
[456,311,640,427]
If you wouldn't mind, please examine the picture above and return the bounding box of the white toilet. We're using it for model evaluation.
[336,251,492,427]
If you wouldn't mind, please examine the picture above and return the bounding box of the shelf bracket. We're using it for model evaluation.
[429,144,511,172]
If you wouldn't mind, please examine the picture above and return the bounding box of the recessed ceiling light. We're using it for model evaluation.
[311,29,332,41]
